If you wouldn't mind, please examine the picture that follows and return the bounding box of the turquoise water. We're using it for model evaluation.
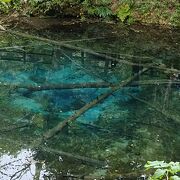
[0,24,179,179]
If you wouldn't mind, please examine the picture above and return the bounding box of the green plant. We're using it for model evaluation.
[116,3,131,22]
[170,3,180,26]
[82,0,112,18]
[0,0,12,13]
[145,161,180,180]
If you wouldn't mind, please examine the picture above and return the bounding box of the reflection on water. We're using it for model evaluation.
[0,24,180,179]
[0,148,52,180]
[0,149,35,180]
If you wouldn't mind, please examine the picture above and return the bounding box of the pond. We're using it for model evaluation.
[0,22,180,179]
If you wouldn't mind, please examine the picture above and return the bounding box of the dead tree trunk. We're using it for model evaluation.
[127,93,180,124]
[43,68,149,140]
[41,146,106,166]
[1,80,179,92]
[5,30,180,74]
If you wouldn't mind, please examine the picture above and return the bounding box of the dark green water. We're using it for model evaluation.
[0,23,179,179]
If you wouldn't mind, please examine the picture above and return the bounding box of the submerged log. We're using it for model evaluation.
[0,123,30,133]
[0,82,112,92]
[2,136,106,167]
[1,80,179,92]
[5,30,180,74]
[43,68,149,140]
[25,82,112,91]
[41,146,106,167]
[127,93,180,124]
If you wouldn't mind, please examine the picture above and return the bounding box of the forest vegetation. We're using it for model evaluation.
[0,0,180,26]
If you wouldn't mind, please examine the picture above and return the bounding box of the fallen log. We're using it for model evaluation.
[6,30,150,67]
[127,93,180,124]
[5,30,180,74]
[77,121,111,133]
[1,80,179,92]
[43,68,149,140]
[26,80,179,91]
[0,123,31,133]
[40,146,106,167]
[1,136,106,167]
[24,82,112,91]
[96,50,155,61]
[0,82,112,91]
[0,45,26,51]
[61,36,113,43]
[131,79,180,86]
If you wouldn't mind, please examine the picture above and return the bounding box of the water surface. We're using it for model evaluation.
[0,24,179,179]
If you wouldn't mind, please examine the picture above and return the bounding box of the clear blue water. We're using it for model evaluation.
[0,24,179,179]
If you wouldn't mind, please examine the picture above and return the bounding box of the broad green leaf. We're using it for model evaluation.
[170,176,180,180]
[145,161,169,169]
[151,169,167,179]
[0,0,12,3]
[169,162,180,174]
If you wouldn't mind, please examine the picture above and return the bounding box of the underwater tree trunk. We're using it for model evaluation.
[127,93,180,124]
[5,30,180,74]
[43,68,149,140]
[1,80,179,91]
[26,82,112,91]
[41,146,106,166]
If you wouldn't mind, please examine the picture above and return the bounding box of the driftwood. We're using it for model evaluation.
[41,146,106,167]
[54,172,148,180]
[1,80,179,92]
[42,68,149,140]
[131,79,180,86]
[2,136,106,167]
[5,30,180,74]
[96,50,155,61]
[77,121,111,133]
[22,82,112,91]
[3,30,147,67]
[0,45,26,51]
[0,123,30,133]
[127,93,180,124]
[61,36,112,43]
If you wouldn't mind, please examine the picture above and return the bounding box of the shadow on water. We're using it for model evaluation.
[0,23,180,179]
